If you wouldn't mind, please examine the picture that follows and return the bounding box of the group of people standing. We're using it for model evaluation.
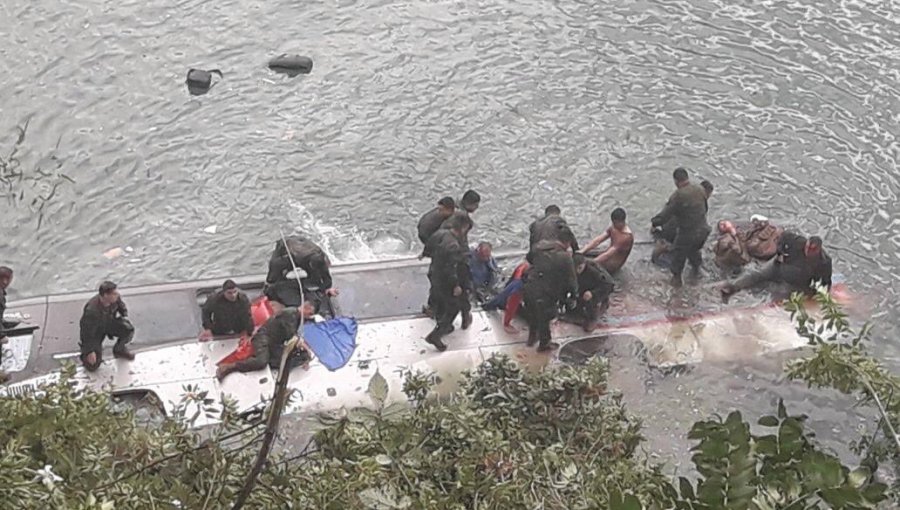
[417,167,834,353]
[0,166,835,383]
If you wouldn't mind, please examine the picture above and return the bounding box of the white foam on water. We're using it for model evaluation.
[286,199,406,263]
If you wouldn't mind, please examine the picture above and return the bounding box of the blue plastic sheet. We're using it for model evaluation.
[300,317,358,371]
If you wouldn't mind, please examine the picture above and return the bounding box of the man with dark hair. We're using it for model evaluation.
[199,280,254,341]
[580,207,634,273]
[528,205,579,252]
[651,167,711,286]
[265,235,338,310]
[423,213,472,351]
[524,240,578,352]
[460,190,481,214]
[417,196,456,245]
[79,281,135,372]
[721,232,832,300]
[216,302,314,380]
[0,266,13,383]
[571,254,615,332]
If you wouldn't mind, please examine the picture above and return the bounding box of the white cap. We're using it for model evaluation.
[750,214,769,223]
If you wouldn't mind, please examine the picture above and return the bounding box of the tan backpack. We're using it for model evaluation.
[740,223,784,260]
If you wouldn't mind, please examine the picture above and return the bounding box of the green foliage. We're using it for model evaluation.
[786,288,900,497]
[2,289,898,509]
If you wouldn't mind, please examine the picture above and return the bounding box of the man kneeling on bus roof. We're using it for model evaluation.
[216,300,315,381]
[199,279,254,341]
[79,281,135,372]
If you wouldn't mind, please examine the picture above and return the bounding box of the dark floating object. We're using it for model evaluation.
[186,68,223,95]
[268,54,313,77]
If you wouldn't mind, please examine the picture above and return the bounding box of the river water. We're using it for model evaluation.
[2,0,899,469]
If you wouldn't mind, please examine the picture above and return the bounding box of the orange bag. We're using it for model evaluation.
[251,296,274,328]
[218,334,254,365]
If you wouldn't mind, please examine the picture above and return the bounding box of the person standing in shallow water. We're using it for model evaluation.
[524,240,578,352]
[651,167,711,287]
[79,281,135,372]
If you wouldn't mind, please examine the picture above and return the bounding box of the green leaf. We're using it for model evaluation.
[777,398,787,419]
[847,467,870,489]
[757,416,779,427]
[679,477,695,500]
[621,493,642,510]
[368,370,389,405]
[862,482,887,502]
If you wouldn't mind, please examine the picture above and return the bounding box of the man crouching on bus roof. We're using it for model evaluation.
[79,281,135,371]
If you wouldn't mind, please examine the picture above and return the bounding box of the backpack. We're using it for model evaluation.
[740,223,784,260]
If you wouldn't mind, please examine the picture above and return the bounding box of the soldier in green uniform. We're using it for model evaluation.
[79,281,135,372]
[0,266,13,384]
[651,168,711,287]
[198,280,254,341]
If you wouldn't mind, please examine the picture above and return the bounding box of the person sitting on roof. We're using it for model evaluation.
[79,281,135,372]
[468,241,500,302]
[264,235,338,311]
[720,232,832,301]
[216,300,315,380]
[199,279,254,341]
[580,207,634,274]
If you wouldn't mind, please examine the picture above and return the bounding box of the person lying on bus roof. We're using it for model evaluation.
[216,300,316,381]
[79,281,135,372]
[199,279,254,342]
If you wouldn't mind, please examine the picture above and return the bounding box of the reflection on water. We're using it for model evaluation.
[2,0,899,465]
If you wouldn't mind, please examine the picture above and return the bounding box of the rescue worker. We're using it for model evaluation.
[265,235,338,310]
[198,280,254,341]
[79,281,135,372]
[653,179,714,268]
[0,266,13,384]
[424,213,472,351]
[216,301,315,380]
[528,205,579,251]
[580,207,634,273]
[571,254,615,332]
[442,190,480,249]
[524,240,578,352]
[468,241,499,302]
[651,167,711,287]
[417,196,456,245]
[721,233,832,300]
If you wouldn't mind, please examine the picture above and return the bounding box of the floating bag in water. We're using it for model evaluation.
[301,317,357,371]
[186,68,223,95]
[268,54,313,76]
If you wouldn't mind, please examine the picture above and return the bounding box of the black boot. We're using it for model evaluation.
[424,328,447,352]
[113,343,135,361]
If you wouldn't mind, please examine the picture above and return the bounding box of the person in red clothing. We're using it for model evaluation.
[483,261,530,334]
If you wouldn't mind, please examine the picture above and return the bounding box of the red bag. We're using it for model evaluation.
[218,334,254,366]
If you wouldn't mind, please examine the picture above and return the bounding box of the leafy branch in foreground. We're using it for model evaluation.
[0,121,73,227]
[786,287,900,496]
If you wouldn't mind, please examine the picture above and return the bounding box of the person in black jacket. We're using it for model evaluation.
[651,168,711,286]
[571,254,615,331]
[265,235,338,309]
[0,266,13,384]
[424,213,472,351]
[216,302,314,380]
[79,281,135,372]
[528,205,579,251]
[721,233,832,300]
[417,196,456,245]
[198,280,254,341]
[524,240,578,352]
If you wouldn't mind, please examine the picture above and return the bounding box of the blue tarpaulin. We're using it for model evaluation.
[300,317,358,371]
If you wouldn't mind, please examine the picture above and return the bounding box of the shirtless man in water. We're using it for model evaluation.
[580,207,634,274]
